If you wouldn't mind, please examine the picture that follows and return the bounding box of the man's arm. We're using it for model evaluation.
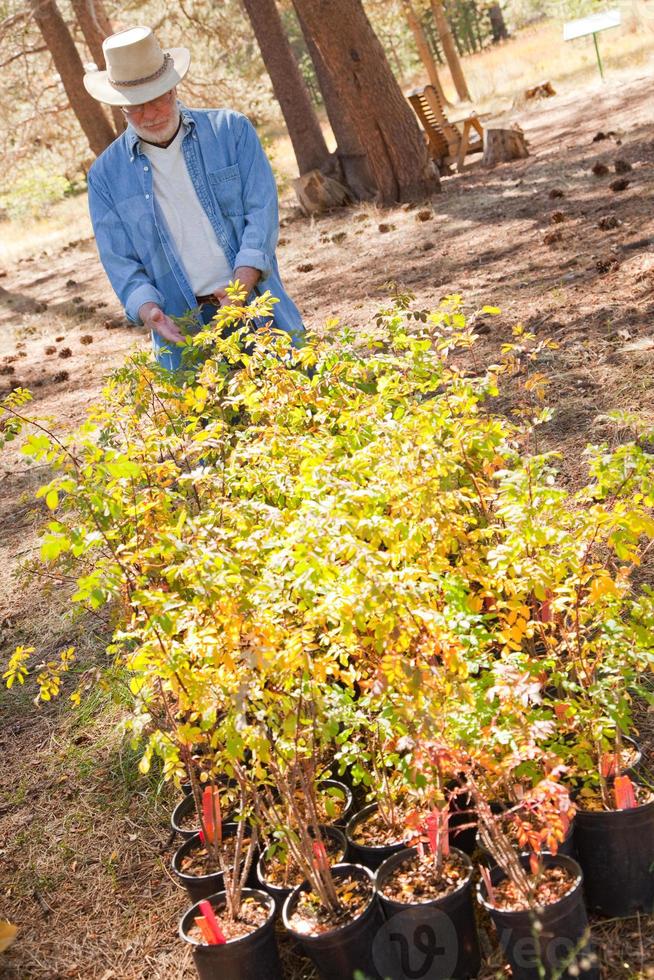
[88,169,165,326]
[229,114,281,281]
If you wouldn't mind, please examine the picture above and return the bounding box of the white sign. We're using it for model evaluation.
[563,9,621,41]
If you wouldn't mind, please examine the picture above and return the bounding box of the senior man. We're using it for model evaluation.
[84,26,304,370]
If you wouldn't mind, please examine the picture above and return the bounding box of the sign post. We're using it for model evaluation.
[563,9,621,80]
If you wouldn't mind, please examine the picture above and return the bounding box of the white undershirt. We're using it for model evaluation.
[141,125,233,296]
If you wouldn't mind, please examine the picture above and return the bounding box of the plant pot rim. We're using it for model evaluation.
[282,861,375,940]
[574,782,654,816]
[345,802,407,852]
[257,824,346,893]
[171,793,199,836]
[172,824,250,882]
[179,887,274,947]
[476,852,583,917]
[317,777,354,817]
[375,845,473,906]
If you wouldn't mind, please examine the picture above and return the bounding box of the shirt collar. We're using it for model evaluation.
[126,102,195,159]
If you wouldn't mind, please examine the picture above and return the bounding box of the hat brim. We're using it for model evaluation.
[83,47,190,106]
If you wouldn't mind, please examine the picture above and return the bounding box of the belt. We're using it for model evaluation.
[195,293,218,305]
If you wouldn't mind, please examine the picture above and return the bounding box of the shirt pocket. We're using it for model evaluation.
[208,164,243,217]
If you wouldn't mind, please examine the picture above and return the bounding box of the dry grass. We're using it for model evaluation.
[0,194,92,267]
[436,5,654,111]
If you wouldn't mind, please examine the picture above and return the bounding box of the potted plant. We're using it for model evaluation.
[172,783,258,904]
[282,855,387,980]
[375,802,481,980]
[473,778,598,980]
[573,773,654,916]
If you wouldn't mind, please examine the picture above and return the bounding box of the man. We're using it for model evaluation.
[84,26,305,370]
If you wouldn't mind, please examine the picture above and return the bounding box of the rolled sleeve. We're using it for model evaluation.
[125,283,166,324]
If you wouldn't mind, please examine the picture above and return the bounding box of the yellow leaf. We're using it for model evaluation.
[45,489,59,511]
[0,920,17,954]
[589,575,620,603]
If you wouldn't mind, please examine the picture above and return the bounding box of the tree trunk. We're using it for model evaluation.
[401,0,450,106]
[292,0,440,203]
[70,0,123,134]
[430,0,471,101]
[488,3,509,43]
[242,0,330,175]
[295,5,375,200]
[29,0,116,156]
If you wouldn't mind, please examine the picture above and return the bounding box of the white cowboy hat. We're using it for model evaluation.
[83,26,190,106]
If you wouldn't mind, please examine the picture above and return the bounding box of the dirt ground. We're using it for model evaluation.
[1,69,654,979]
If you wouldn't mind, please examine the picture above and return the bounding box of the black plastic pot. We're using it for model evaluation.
[172,824,257,904]
[448,787,477,856]
[283,862,388,980]
[574,792,654,916]
[375,846,481,979]
[256,825,348,915]
[179,888,282,980]
[477,853,598,980]
[171,793,200,840]
[345,803,408,871]
[318,778,354,828]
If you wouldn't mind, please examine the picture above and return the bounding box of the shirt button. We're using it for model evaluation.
[143,165,149,172]
[145,193,150,200]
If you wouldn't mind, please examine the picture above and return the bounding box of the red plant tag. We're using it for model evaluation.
[201,786,222,846]
[312,840,329,870]
[600,753,617,778]
[198,900,227,944]
[614,775,637,811]
[194,915,220,945]
[540,589,554,623]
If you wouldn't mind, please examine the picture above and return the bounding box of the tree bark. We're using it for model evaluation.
[291,0,440,203]
[295,5,375,200]
[402,0,450,106]
[482,127,529,167]
[241,0,330,175]
[430,0,471,102]
[29,0,116,156]
[70,0,123,134]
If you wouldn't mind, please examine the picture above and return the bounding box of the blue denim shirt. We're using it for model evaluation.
[87,104,305,370]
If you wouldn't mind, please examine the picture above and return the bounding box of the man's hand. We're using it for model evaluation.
[212,267,261,308]
[139,303,185,345]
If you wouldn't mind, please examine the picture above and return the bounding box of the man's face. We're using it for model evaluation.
[121,87,180,143]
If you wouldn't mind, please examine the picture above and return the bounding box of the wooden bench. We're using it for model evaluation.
[408,84,484,173]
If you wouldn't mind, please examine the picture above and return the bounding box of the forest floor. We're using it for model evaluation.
[1,65,654,979]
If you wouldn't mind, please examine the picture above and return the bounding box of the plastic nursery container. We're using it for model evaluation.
[172,824,257,904]
[477,853,598,980]
[282,862,388,980]
[345,802,408,871]
[256,824,348,915]
[574,790,654,916]
[375,846,481,979]
[171,793,200,840]
[318,778,355,828]
[179,888,282,980]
